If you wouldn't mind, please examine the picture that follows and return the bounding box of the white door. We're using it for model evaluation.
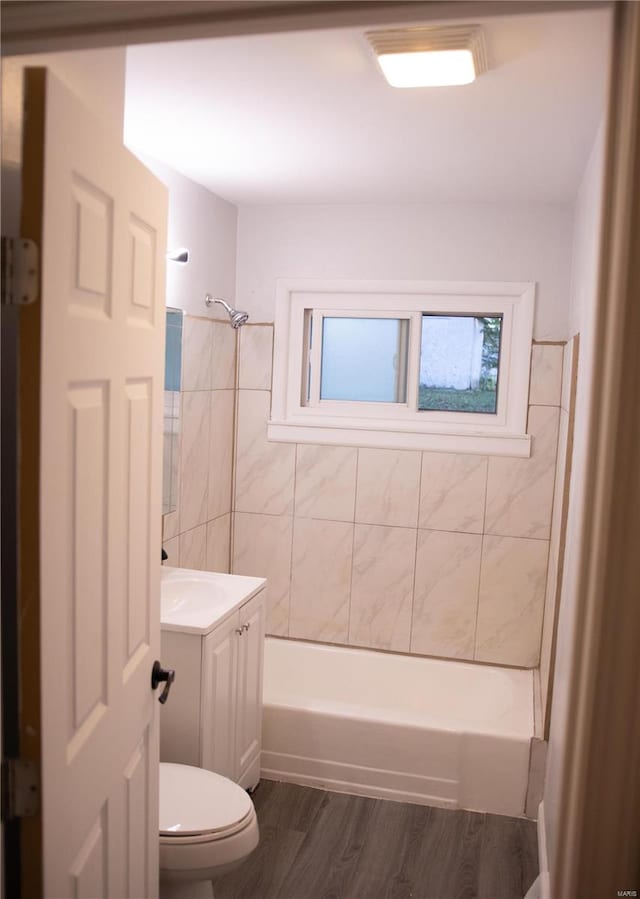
[28,68,168,897]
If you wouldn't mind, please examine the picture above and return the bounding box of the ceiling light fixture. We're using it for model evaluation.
[367,25,488,88]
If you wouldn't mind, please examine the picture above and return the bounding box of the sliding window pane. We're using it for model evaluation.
[419,315,502,413]
[320,317,408,403]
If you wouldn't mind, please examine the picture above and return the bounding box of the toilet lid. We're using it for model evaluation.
[159,763,254,837]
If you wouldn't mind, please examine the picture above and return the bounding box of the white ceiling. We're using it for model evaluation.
[124,7,610,206]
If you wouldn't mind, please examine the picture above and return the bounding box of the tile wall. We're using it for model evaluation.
[231,325,567,669]
[539,335,579,725]
[162,314,237,572]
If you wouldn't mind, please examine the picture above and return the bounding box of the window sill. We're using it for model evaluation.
[267,418,532,457]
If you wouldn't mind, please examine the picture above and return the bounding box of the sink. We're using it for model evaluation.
[160,566,266,635]
[161,576,227,615]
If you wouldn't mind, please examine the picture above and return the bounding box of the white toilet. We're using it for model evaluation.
[159,762,259,899]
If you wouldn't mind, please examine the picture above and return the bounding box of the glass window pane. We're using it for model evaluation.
[320,317,408,403]
[418,315,502,413]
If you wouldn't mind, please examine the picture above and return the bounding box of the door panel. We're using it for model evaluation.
[202,616,238,779]
[125,378,152,667]
[69,382,108,740]
[71,173,113,313]
[26,68,167,897]
[123,731,151,899]
[237,593,265,783]
[69,810,107,898]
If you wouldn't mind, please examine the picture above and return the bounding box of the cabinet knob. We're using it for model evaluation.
[242,623,250,632]
[235,627,243,636]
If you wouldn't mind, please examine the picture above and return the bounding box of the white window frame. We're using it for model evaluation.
[269,279,535,457]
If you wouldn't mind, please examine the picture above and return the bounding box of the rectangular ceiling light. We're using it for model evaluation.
[367,25,488,88]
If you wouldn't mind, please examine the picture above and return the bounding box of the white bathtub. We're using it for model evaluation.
[261,638,534,817]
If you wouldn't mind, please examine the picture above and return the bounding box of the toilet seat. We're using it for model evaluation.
[159,763,259,882]
[160,762,253,839]
[159,810,254,844]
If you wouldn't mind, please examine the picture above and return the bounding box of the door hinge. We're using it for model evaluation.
[1,758,40,820]
[1,237,39,306]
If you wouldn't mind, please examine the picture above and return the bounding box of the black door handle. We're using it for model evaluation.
[151,660,176,704]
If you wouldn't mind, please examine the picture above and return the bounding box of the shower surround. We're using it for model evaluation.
[231,324,566,670]
[162,314,237,573]
[163,316,569,671]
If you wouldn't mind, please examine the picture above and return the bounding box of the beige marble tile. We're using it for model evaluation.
[182,316,213,391]
[162,391,181,518]
[162,536,179,568]
[349,525,416,651]
[411,530,481,659]
[163,393,181,538]
[485,405,560,539]
[179,524,207,571]
[561,336,578,413]
[539,408,570,723]
[163,509,179,541]
[355,448,421,527]
[529,344,563,406]
[419,453,487,534]
[206,515,231,574]
[295,444,357,522]
[179,391,210,532]
[475,535,548,667]
[550,409,569,545]
[232,512,293,637]
[239,325,273,390]
[162,432,173,512]
[208,390,234,519]
[289,518,353,643]
[211,320,236,390]
[539,535,559,721]
[235,390,295,516]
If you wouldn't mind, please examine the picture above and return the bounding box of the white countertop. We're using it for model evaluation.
[161,566,266,635]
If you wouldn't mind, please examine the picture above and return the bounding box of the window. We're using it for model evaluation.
[418,314,502,414]
[319,316,408,403]
[270,280,535,457]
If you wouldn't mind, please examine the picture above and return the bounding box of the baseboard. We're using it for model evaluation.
[261,749,458,808]
[537,800,551,899]
[525,738,548,818]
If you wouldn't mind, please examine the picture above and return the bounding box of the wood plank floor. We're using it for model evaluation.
[215,781,538,899]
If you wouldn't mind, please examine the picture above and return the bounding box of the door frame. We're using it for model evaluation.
[2,1,638,897]
[552,4,640,896]
[0,0,611,57]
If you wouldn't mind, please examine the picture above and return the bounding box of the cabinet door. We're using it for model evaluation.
[201,613,239,779]
[236,591,266,788]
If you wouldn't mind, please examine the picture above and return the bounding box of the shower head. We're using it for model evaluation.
[204,295,249,328]
[205,295,250,328]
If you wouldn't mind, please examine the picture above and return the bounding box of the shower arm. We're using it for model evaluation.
[204,294,249,329]
[205,295,232,315]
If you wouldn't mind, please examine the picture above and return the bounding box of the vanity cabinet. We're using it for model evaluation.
[160,587,265,790]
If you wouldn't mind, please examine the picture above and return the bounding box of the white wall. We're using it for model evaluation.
[135,155,238,319]
[543,124,606,875]
[236,202,574,339]
[567,124,607,338]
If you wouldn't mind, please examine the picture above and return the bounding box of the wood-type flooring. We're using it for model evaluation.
[215,780,538,899]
